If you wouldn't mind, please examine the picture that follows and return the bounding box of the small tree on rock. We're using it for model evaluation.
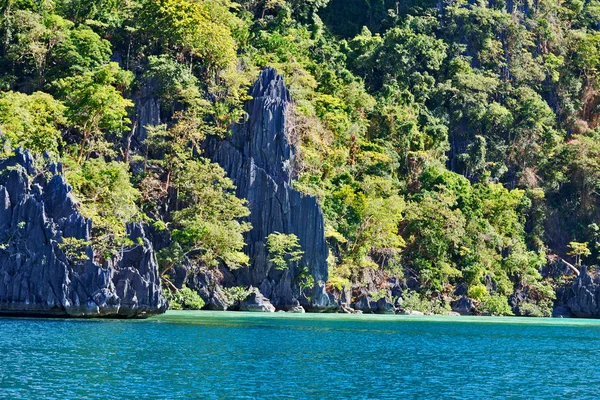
[568,241,591,266]
[266,232,304,271]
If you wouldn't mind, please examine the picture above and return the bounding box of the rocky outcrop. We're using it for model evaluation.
[240,290,276,312]
[289,305,305,313]
[563,266,600,318]
[351,288,378,313]
[208,68,337,311]
[184,267,229,311]
[452,296,475,315]
[376,298,396,314]
[0,150,166,318]
[132,80,162,149]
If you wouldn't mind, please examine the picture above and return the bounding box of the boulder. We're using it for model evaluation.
[240,290,276,312]
[452,296,475,315]
[352,288,378,313]
[394,296,404,308]
[186,267,229,310]
[289,305,305,313]
[376,298,396,314]
[388,277,403,299]
[406,277,420,291]
[453,283,468,296]
[0,150,166,318]
[508,286,529,311]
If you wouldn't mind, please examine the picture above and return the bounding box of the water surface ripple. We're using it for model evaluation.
[1,311,599,399]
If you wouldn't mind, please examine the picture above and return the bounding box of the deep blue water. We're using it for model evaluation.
[1,311,599,399]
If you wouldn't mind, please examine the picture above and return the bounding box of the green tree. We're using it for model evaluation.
[138,0,240,72]
[547,130,600,224]
[164,285,206,309]
[287,0,330,20]
[480,294,514,316]
[266,232,304,270]
[54,0,129,25]
[143,54,201,108]
[170,158,252,270]
[0,91,66,155]
[66,158,140,261]
[1,8,72,89]
[351,21,448,93]
[54,62,134,161]
[51,25,112,76]
[568,241,591,266]
[571,31,600,125]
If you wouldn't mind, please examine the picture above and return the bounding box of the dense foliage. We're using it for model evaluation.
[0,0,598,313]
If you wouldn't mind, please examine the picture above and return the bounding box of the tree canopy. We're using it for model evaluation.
[0,0,598,314]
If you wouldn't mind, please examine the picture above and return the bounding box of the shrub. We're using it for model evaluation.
[518,301,553,317]
[266,232,304,270]
[401,289,430,313]
[369,289,388,301]
[165,286,205,310]
[401,290,451,314]
[431,298,452,315]
[328,275,350,291]
[468,284,488,302]
[295,266,315,293]
[222,286,252,307]
[480,294,513,316]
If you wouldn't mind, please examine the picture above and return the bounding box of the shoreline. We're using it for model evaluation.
[3,309,600,324]
[155,310,600,326]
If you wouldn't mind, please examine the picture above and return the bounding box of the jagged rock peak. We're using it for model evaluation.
[250,67,292,103]
[0,149,166,318]
[208,68,337,311]
[228,67,295,185]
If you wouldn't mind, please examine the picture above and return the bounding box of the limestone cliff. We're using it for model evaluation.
[558,266,600,318]
[0,150,166,318]
[207,68,337,311]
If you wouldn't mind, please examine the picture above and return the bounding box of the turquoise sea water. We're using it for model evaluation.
[1,311,600,399]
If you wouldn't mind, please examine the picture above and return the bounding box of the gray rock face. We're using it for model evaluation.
[133,81,161,148]
[452,296,475,315]
[564,266,600,318]
[209,68,337,311]
[350,287,395,314]
[240,290,276,312]
[552,305,572,318]
[352,293,376,313]
[376,298,396,314]
[0,150,166,318]
[185,267,229,311]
